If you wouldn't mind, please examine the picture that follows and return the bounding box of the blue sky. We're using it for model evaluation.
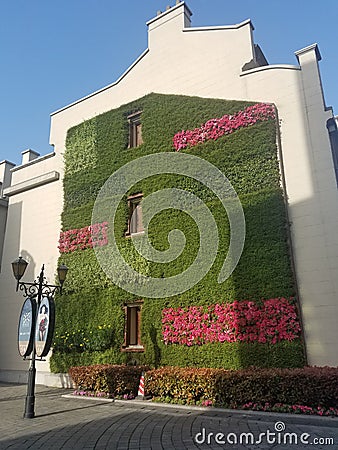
[1,1,337,165]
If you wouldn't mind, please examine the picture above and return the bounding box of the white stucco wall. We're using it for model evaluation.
[0,161,15,273]
[0,198,8,271]
[0,152,63,383]
[0,1,337,383]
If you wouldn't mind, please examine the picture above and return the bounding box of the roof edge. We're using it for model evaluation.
[183,18,253,33]
[51,48,149,116]
[240,64,300,77]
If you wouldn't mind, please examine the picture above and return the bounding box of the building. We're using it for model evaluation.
[0,1,337,386]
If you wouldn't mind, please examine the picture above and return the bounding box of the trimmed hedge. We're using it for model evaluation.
[145,366,338,409]
[69,364,149,396]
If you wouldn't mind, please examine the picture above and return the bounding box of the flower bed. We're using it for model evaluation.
[240,402,338,417]
[72,389,113,399]
[173,103,275,150]
[58,221,108,253]
[162,298,301,346]
[71,390,135,400]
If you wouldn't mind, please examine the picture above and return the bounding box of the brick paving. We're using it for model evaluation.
[0,382,337,449]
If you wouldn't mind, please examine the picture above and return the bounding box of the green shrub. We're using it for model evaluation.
[68,364,149,396]
[145,366,338,409]
[145,366,223,404]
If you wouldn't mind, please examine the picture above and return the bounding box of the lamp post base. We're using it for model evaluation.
[23,398,35,419]
[23,363,36,419]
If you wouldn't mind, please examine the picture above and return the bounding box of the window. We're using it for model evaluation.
[122,302,143,351]
[128,111,143,148]
[127,193,144,236]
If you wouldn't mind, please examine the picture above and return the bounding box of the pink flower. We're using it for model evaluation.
[58,221,109,253]
[173,103,275,151]
[162,297,301,346]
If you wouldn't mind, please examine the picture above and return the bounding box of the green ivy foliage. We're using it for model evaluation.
[52,93,305,372]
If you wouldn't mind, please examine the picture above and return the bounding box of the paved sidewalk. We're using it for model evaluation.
[0,382,337,449]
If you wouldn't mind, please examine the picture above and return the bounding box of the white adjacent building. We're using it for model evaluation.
[0,1,337,385]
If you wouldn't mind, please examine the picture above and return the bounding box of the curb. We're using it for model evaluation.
[61,394,338,428]
[62,394,114,403]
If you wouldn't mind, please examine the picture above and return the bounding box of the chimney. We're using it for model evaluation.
[0,160,15,196]
[147,2,192,40]
[295,44,326,111]
[21,149,40,165]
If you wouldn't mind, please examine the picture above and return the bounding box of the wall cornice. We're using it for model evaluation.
[240,64,300,77]
[3,171,60,197]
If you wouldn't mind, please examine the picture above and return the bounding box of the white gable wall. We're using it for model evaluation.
[0,151,63,383]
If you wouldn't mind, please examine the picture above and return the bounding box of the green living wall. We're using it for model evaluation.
[50,93,305,373]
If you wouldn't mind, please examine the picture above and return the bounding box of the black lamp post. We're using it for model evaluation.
[12,256,68,419]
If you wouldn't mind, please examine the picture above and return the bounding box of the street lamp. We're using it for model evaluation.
[12,256,68,419]
[11,256,28,285]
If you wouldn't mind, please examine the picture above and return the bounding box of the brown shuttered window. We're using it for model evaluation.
[128,111,143,148]
[122,302,144,351]
[126,193,144,236]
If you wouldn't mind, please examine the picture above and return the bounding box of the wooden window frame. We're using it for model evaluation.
[122,301,144,352]
[126,193,144,236]
[128,111,143,148]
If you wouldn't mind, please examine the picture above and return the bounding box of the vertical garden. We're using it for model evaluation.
[50,93,305,373]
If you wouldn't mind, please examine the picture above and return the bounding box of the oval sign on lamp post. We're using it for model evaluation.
[35,297,55,358]
[18,298,36,358]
